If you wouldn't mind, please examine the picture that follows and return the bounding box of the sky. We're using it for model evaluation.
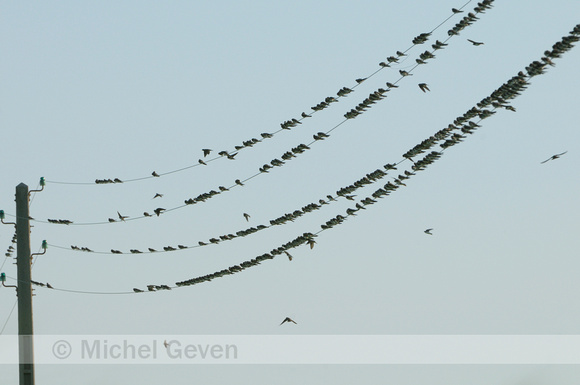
[1,0,580,383]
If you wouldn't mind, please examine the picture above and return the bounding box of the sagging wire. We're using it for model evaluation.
[37,1,493,227]
[44,1,474,187]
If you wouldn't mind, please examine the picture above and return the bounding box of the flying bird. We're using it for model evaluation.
[424,228,433,235]
[154,208,166,216]
[153,193,164,199]
[117,211,129,221]
[418,83,430,92]
[163,340,170,349]
[541,151,567,164]
[202,149,212,157]
[280,317,297,325]
[467,39,484,46]
[243,213,251,221]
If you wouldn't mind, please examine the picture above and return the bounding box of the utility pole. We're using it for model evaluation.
[16,183,34,385]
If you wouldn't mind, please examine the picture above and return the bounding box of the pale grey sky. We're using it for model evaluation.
[1,0,579,383]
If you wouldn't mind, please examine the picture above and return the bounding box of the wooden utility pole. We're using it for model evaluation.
[16,183,34,385]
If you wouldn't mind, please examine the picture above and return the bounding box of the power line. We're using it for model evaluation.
[34,20,579,295]
[26,2,492,228]
[43,1,474,187]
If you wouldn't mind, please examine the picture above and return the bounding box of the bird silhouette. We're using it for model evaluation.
[284,251,293,261]
[418,83,430,92]
[399,70,412,77]
[163,340,170,349]
[451,8,463,13]
[152,171,160,177]
[280,317,297,325]
[467,39,484,46]
[202,149,212,157]
[198,159,207,166]
[153,193,163,199]
[133,288,143,293]
[386,82,399,88]
[117,211,129,221]
[235,179,244,186]
[154,208,166,216]
[541,151,567,164]
[424,228,433,235]
[47,283,54,289]
[355,78,367,84]
[243,213,251,221]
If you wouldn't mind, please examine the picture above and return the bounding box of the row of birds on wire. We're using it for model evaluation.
[36,0,494,228]
[31,22,579,295]
[45,0,505,255]
[141,27,578,293]
[42,1,493,187]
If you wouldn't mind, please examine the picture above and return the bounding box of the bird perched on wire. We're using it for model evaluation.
[133,288,143,293]
[198,159,207,166]
[355,77,367,84]
[467,39,484,46]
[280,317,297,325]
[418,83,430,92]
[243,213,251,222]
[152,171,160,177]
[424,228,433,235]
[399,70,412,77]
[451,8,463,13]
[541,151,567,164]
[117,211,129,221]
[47,283,54,289]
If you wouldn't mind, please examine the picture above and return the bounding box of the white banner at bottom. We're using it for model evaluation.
[1,335,579,364]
